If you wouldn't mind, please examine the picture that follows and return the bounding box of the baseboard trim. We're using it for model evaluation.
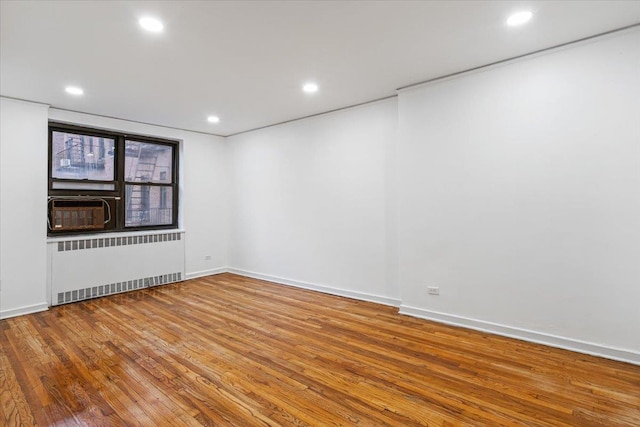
[185,267,228,280]
[399,305,640,366]
[228,268,401,307]
[0,302,49,320]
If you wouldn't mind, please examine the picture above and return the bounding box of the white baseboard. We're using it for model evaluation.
[227,268,401,307]
[0,302,49,320]
[399,305,640,366]
[185,267,228,280]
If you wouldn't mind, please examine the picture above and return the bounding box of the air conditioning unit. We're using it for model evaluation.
[51,200,105,231]
[60,158,71,167]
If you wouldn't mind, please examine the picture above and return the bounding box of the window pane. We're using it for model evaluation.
[125,141,173,183]
[51,131,115,181]
[125,185,173,227]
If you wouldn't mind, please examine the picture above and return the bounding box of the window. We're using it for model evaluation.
[124,140,175,227]
[48,123,179,235]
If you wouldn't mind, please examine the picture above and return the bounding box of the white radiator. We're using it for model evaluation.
[49,231,185,306]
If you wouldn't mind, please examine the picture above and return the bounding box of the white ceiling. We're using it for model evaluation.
[1,1,639,136]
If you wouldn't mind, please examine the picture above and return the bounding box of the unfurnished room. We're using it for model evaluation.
[1,1,639,425]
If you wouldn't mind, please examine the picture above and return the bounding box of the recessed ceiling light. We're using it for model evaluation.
[506,11,533,27]
[207,115,220,123]
[303,82,319,94]
[139,17,164,33]
[65,86,84,96]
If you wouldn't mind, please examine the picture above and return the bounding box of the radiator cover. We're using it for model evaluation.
[49,231,185,306]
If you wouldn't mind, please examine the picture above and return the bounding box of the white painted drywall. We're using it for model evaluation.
[397,29,640,356]
[227,99,399,304]
[0,97,49,318]
[181,131,229,278]
[47,109,229,279]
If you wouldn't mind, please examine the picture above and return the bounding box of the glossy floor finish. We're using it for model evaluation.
[1,273,639,426]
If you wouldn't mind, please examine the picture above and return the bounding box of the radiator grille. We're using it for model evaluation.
[55,272,182,305]
[57,232,181,252]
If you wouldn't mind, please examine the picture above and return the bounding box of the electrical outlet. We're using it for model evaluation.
[204,255,212,261]
[427,286,439,295]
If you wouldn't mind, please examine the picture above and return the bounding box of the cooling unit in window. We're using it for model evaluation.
[51,200,105,231]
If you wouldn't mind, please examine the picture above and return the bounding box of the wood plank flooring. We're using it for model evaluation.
[1,273,639,426]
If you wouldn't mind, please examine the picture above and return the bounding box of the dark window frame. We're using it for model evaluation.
[48,122,179,236]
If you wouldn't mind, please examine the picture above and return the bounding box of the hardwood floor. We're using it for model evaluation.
[1,273,639,426]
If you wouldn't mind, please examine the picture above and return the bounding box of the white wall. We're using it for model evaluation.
[0,97,49,318]
[48,109,229,279]
[227,99,400,305]
[397,29,640,362]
